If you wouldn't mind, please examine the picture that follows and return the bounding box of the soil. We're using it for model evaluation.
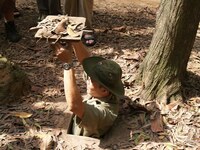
[0,0,200,149]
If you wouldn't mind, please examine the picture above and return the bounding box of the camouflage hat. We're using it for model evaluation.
[82,56,124,97]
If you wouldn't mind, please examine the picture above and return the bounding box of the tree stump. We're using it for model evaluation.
[0,55,30,105]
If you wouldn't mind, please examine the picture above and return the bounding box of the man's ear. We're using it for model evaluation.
[101,87,109,95]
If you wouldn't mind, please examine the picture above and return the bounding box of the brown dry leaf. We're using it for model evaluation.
[150,111,164,132]
[67,26,80,37]
[124,52,141,61]
[22,118,30,127]
[34,122,42,130]
[31,85,43,93]
[10,111,32,118]
[33,101,45,109]
[112,26,126,32]
[167,101,181,111]
[36,132,48,139]
[165,145,175,150]
[37,133,54,150]
[139,113,147,125]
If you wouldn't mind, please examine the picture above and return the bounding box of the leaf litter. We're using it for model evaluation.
[0,0,200,149]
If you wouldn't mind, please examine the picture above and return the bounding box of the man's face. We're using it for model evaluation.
[86,77,108,98]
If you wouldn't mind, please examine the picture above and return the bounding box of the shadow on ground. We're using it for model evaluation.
[0,0,199,149]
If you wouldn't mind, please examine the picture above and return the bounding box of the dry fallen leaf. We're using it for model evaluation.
[67,26,80,37]
[150,111,164,132]
[112,26,127,32]
[10,111,32,118]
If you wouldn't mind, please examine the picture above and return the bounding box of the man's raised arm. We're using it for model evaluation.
[70,41,90,64]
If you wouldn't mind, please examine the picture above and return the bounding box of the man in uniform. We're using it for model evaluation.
[52,41,124,138]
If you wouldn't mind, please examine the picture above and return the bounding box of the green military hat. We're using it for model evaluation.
[82,56,124,97]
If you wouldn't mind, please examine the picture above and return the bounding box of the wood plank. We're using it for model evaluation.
[34,15,86,41]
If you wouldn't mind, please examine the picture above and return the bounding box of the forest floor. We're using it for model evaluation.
[0,0,200,149]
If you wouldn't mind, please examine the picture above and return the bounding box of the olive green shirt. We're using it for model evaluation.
[72,94,119,138]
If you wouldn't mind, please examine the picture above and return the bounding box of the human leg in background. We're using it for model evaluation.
[36,0,49,21]
[0,0,21,42]
[78,0,93,29]
[36,0,62,21]
[63,0,96,46]
[48,0,62,15]
[63,0,78,16]
[79,0,96,46]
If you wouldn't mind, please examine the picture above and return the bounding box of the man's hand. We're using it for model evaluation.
[51,42,73,63]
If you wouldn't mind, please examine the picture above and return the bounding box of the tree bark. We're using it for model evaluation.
[140,0,200,106]
[0,55,30,105]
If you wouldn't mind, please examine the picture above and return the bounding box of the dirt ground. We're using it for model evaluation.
[0,0,200,149]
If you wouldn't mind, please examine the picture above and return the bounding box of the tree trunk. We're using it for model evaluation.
[0,55,30,105]
[140,0,200,106]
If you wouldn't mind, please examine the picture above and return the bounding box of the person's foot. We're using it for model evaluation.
[82,30,96,46]
[5,21,21,42]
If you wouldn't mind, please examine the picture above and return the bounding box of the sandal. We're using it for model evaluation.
[82,30,96,47]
